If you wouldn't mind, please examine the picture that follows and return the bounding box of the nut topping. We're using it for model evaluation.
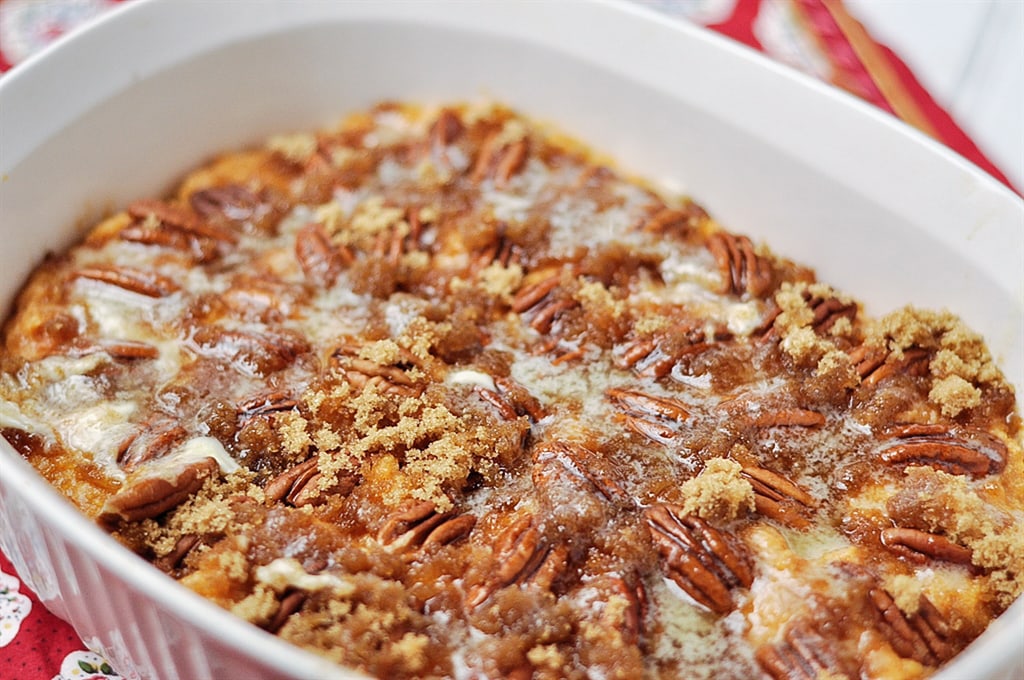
[188,326,309,377]
[615,325,728,379]
[759,289,857,342]
[331,343,423,397]
[70,339,160,361]
[849,345,930,386]
[878,423,1007,477]
[370,208,429,267]
[117,417,188,472]
[430,108,465,149]
[588,573,648,647]
[879,527,974,566]
[264,458,319,505]
[472,132,528,187]
[265,590,308,634]
[637,202,707,239]
[869,587,955,666]
[511,272,561,313]
[99,457,219,527]
[295,222,350,287]
[472,226,523,271]
[237,390,299,421]
[466,514,565,608]
[475,375,546,423]
[153,533,202,574]
[608,388,689,445]
[128,198,238,244]
[756,621,852,680]
[528,297,577,335]
[706,231,773,298]
[510,271,580,337]
[189,184,265,223]
[532,441,632,508]
[741,466,814,528]
[118,221,219,261]
[6,101,1022,680]
[644,504,753,614]
[377,500,476,553]
[73,265,179,297]
[606,388,690,423]
[752,408,826,428]
[265,458,359,508]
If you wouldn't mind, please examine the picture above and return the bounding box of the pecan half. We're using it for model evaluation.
[759,290,857,342]
[706,232,773,298]
[73,265,179,297]
[752,408,825,428]
[129,198,238,244]
[756,620,852,680]
[878,423,1007,477]
[532,441,632,508]
[331,343,423,397]
[474,386,518,420]
[430,108,465,148]
[637,202,707,239]
[295,222,349,287]
[510,271,580,336]
[589,573,648,647]
[808,296,857,335]
[615,325,729,379]
[472,132,528,187]
[70,339,160,361]
[377,500,476,552]
[264,589,308,634]
[118,221,218,261]
[472,226,523,271]
[644,505,753,614]
[622,414,681,445]
[154,533,202,573]
[511,272,561,313]
[99,457,219,527]
[528,298,578,335]
[264,458,359,508]
[848,345,930,386]
[607,388,689,423]
[616,337,659,371]
[466,514,565,608]
[370,214,423,267]
[290,472,357,508]
[117,417,188,472]
[869,587,955,666]
[189,184,265,224]
[741,466,815,528]
[608,388,689,446]
[264,458,319,504]
[221,275,300,322]
[475,375,547,423]
[569,164,615,192]
[238,390,299,421]
[879,527,973,566]
[188,326,309,377]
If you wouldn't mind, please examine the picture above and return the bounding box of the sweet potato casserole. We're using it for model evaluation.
[1,102,1021,679]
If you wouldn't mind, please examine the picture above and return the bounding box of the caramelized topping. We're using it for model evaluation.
[2,101,1020,680]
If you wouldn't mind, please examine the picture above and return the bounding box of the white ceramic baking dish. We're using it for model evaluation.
[0,1,1021,678]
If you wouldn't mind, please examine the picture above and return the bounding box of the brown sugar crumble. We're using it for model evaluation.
[1,101,1022,680]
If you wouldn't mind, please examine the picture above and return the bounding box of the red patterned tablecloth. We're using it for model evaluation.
[0,0,1015,678]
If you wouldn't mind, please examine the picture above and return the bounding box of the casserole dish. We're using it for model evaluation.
[0,1,1021,678]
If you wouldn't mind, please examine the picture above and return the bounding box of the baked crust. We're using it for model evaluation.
[1,101,1021,679]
